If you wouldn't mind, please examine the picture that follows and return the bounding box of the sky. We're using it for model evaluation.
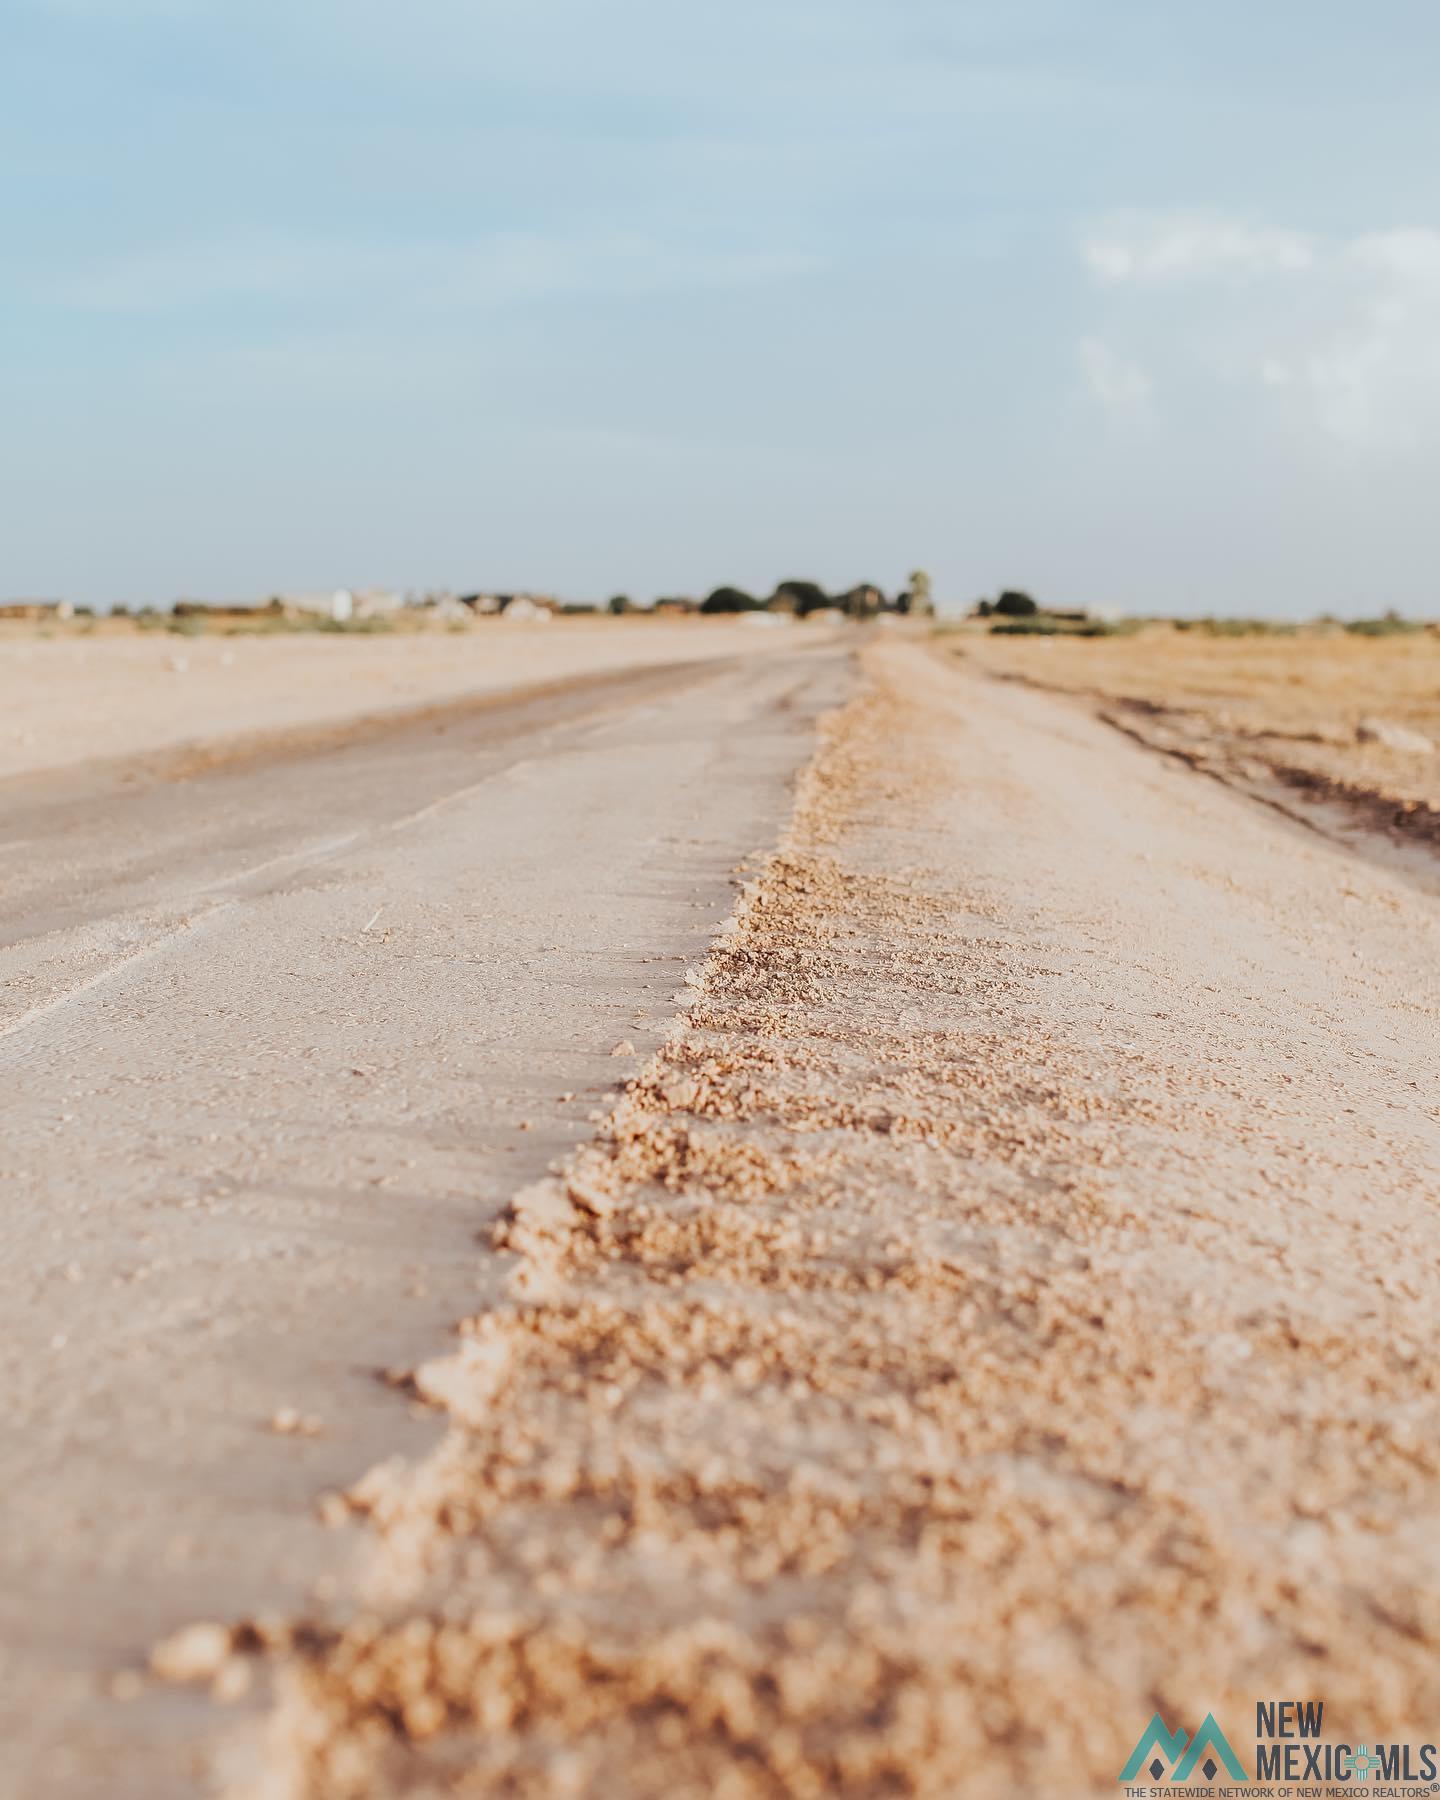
[4,0,1440,615]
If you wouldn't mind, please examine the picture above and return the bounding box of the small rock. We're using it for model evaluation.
[269,1407,322,1437]
[565,1174,618,1218]
[509,1177,577,1233]
[1356,716,1434,754]
[316,1491,352,1529]
[610,1039,636,1057]
[151,1622,232,1683]
[211,1657,252,1703]
[413,1332,514,1422]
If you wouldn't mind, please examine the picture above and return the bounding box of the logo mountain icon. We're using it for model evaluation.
[1120,1712,1249,1784]
[1121,1715,1188,1782]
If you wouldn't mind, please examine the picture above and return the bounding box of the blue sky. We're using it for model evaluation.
[4,0,1440,613]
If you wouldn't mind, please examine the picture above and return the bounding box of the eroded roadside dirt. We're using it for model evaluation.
[951,631,1440,862]
[201,640,1440,1799]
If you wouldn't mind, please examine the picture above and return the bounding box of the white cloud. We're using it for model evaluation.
[1079,338,1152,416]
[1081,214,1440,450]
[1084,214,1316,284]
[1344,227,1440,290]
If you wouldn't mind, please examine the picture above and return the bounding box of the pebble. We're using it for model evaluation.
[150,1622,231,1683]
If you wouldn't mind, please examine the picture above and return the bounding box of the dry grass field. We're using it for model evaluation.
[952,625,1440,846]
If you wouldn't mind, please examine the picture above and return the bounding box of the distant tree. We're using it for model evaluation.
[843,584,883,619]
[702,586,762,613]
[907,569,935,616]
[771,579,830,616]
[995,589,1039,617]
[974,598,994,617]
[607,594,633,615]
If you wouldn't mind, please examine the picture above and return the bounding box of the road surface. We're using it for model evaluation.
[245,638,1440,1799]
[7,634,1440,1798]
[0,645,849,1798]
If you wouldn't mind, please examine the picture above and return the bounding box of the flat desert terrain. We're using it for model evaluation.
[4,623,1439,1798]
[0,616,806,783]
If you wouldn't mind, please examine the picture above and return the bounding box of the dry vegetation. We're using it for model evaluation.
[954,626,1440,847]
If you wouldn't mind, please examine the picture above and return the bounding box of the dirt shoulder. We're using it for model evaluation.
[197,639,1440,1798]
[0,617,825,784]
[952,627,1440,858]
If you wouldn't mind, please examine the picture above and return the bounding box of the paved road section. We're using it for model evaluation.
[0,646,850,1798]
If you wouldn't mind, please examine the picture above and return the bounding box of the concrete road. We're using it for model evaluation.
[0,644,850,1798]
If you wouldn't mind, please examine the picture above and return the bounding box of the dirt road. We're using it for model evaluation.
[240,638,1440,1798]
[0,645,848,1798]
[7,635,1440,1797]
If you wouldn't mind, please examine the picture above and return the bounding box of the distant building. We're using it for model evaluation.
[501,596,552,622]
[275,588,355,622]
[0,599,70,621]
[351,588,405,619]
[459,592,555,618]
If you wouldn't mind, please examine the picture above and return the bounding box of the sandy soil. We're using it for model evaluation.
[954,627,1440,852]
[0,618,813,783]
[187,638,1440,1798]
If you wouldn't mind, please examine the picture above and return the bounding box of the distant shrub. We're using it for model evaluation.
[994,590,1039,617]
[772,579,830,616]
[1175,617,1295,637]
[702,586,763,613]
[1345,610,1420,637]
[844,584,886,618]
[607,594,633,615]
[991,617,1060,636]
